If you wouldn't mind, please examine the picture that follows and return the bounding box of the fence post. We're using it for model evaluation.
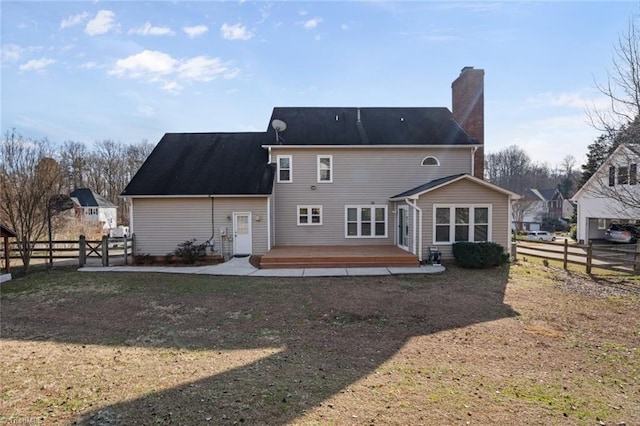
[79,235,86,267]
[131,233,136,259]
[635,243,639,272]
[123,236,128,265]
[563,238,568,270]
[102,235,109,267]
[586,241,592,275]
[511,240,517,261]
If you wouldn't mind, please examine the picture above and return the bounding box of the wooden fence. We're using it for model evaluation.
[3,234,135,268]
[515,239,640,274]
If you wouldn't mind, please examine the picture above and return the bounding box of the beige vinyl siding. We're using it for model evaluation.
[272,147,472,246]
[132,197,269,256]
[416,179,510,259]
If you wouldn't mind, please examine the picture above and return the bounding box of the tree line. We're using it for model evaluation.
[0,129,153,270]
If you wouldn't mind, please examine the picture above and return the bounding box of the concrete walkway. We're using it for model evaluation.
[78,256,445,277]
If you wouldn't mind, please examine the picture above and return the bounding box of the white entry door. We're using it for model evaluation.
[233,212,252,255]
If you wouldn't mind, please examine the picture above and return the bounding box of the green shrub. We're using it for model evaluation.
[569,225,577,241]
[174,239,206,264]
[452,241,508,269]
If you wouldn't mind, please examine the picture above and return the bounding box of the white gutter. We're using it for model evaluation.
[407,199,423,262]
[262,144,481,150]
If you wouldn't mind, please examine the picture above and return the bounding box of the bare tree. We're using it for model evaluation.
[589,19,640,137]
[582,17,640,214]
[59,141,89,192]
[0,130,63,271]
[511,198,538,232]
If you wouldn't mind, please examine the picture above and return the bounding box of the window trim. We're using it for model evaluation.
[317,155,333,183]
[277,155,293,183]
[345,205,388,238]
[432,204,492,244]
[297,205,322,226]
[421,156,440,166]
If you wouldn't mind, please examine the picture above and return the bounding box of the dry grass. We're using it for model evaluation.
[1,262,638,425]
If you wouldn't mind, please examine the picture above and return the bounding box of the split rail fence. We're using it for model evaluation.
[3,235,135,268]
[515,239,640,274]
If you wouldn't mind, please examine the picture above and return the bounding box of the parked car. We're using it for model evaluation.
[526,230,556,242]
[604,223,640,243]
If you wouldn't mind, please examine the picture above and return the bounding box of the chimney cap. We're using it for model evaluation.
[460,66,474,74]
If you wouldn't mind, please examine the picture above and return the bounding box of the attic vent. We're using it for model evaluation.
[421,156,440,166]
[335,115,339,121]
[400,117,404,122]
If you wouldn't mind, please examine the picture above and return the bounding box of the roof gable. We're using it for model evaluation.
[70,188,116,208]
[265,107,477,146]
[390,173,520,200]
[121,132,274,196]
[572,144,640,201]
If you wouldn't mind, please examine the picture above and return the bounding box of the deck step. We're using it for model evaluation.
[259,245,420,269]
[260,261,419,269]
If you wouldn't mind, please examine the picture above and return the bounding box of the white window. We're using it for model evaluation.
[434,205,491,244]
[317,155,333,183]
[421,156,440,166]
[277,155,292,183]
[345,205,387,238]
[86,208,98,216]
[298,205,322,226]
[598,218,607,230]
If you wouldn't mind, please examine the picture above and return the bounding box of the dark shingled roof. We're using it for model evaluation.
[70,188,116,207]
[391,174,466,199]
[265,107,477,146]
[121,133,274,196]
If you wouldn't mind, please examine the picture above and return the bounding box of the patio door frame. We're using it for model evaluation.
[397,205,410,251]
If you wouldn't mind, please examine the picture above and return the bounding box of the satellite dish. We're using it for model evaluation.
[271,119,287,132]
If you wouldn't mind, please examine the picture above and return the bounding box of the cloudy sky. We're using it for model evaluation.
[1,1,638,167]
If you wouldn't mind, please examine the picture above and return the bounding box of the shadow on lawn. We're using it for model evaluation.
[2,265,518,424]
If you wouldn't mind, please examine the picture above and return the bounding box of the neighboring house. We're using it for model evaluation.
[121,67,519,262]
[70,188,118,229]
[512,188,573,231]
[571,144,640,243]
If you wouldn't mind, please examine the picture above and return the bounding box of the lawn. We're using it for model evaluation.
[1,262,638,425]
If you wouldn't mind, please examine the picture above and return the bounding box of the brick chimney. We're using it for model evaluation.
[452,66,484,179]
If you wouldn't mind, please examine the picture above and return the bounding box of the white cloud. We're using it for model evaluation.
[163,81,183,94]
[110,50,177,78]
[19,57,55,72]
[178,56,229,81]
[183,25,208,39]
[303,17,322,30]
[110,50,240,92]
[60,12,89,29]
[1,44,23,62]
[85,10,116,36]
[79,61,98,69]
[220,23,254,41]
[341,24,350,31]
[136,105,155,117]
[129,22,174,36]
[528,90,611,112]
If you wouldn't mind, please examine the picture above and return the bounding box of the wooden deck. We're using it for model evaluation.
[259,245,419,269]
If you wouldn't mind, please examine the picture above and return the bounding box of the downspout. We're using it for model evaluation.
[507,195,513,258]
[267,196,271,249]
[407,199,423,262]
[471,146,478,176]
